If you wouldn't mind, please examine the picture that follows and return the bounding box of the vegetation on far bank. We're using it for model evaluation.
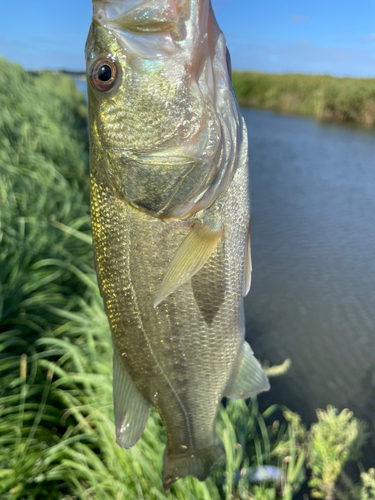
[0,57,374,499]
[232,72,375,126]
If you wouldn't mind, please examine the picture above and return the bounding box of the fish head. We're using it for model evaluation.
[86,1,247,219]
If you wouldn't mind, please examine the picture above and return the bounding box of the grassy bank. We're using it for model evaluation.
[0,58,374,499]
[232,72,375,126]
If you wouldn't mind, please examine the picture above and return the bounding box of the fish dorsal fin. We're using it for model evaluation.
[154,222,223,307]
[225,342,270,399]
[243,222,252,296]
[113,355,151,449]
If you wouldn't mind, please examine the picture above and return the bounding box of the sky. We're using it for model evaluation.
[1,0,375,76]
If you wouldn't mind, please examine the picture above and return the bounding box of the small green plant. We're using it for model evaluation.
[360,468,375,500]
[307,406,368,499]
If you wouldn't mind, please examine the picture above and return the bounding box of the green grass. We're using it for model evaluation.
[232,72,375,126]
[0,58,373,499]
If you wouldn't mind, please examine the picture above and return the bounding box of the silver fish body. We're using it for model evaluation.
[85,0,269,488]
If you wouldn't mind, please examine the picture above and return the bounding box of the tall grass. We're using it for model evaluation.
[232,72,375,126]
[0,58,371,499]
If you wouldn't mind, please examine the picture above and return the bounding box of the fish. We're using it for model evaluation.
[85,0,270,489]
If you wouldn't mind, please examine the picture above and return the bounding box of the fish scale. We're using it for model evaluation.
[86,0,269,488]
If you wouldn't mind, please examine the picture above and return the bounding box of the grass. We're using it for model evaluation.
[232,72,375,126]
[0,57,373,499]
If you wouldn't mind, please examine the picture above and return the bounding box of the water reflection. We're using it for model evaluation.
[244,108,375,461]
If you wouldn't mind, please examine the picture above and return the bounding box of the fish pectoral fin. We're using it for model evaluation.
[154,222,224,307]
[225,342,270,399]
[113,355,151,449]
[243,222,252,296]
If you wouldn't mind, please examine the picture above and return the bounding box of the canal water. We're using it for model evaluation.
[244,108,375,463]
[77,78,375,461]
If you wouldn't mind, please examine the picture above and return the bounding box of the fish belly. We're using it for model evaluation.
[90,152,250,483]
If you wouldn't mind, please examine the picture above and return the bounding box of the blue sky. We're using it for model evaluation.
[1,0,375,76]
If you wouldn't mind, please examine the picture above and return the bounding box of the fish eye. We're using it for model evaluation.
[91,59,118,92]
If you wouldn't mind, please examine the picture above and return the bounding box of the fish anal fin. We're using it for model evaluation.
[162,438,225,489]
[154,222,223,307]
[113,355,151,449]
[243,222,252,296]
[226,342,270,399]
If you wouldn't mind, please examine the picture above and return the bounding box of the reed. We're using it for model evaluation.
[232,72,375,126]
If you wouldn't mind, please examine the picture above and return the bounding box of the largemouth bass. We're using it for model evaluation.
[85,0,269,488]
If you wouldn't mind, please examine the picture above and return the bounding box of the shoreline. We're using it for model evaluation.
[232,71,375,127]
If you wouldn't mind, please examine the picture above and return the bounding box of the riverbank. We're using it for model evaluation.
[232,72,375,126]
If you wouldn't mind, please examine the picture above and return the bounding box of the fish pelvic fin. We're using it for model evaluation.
[225,342,270,399]
[162,438,225,489]
[154,221,223,307]
[113,355,151,449]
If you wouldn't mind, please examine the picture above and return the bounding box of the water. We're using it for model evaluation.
[75,78,87,98]
[243,108,375,461]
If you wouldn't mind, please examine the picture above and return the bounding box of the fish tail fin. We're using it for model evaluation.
[162,437,225,489]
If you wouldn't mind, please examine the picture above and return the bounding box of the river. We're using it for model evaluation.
[244,108,375,463]
[77,78,375,461]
